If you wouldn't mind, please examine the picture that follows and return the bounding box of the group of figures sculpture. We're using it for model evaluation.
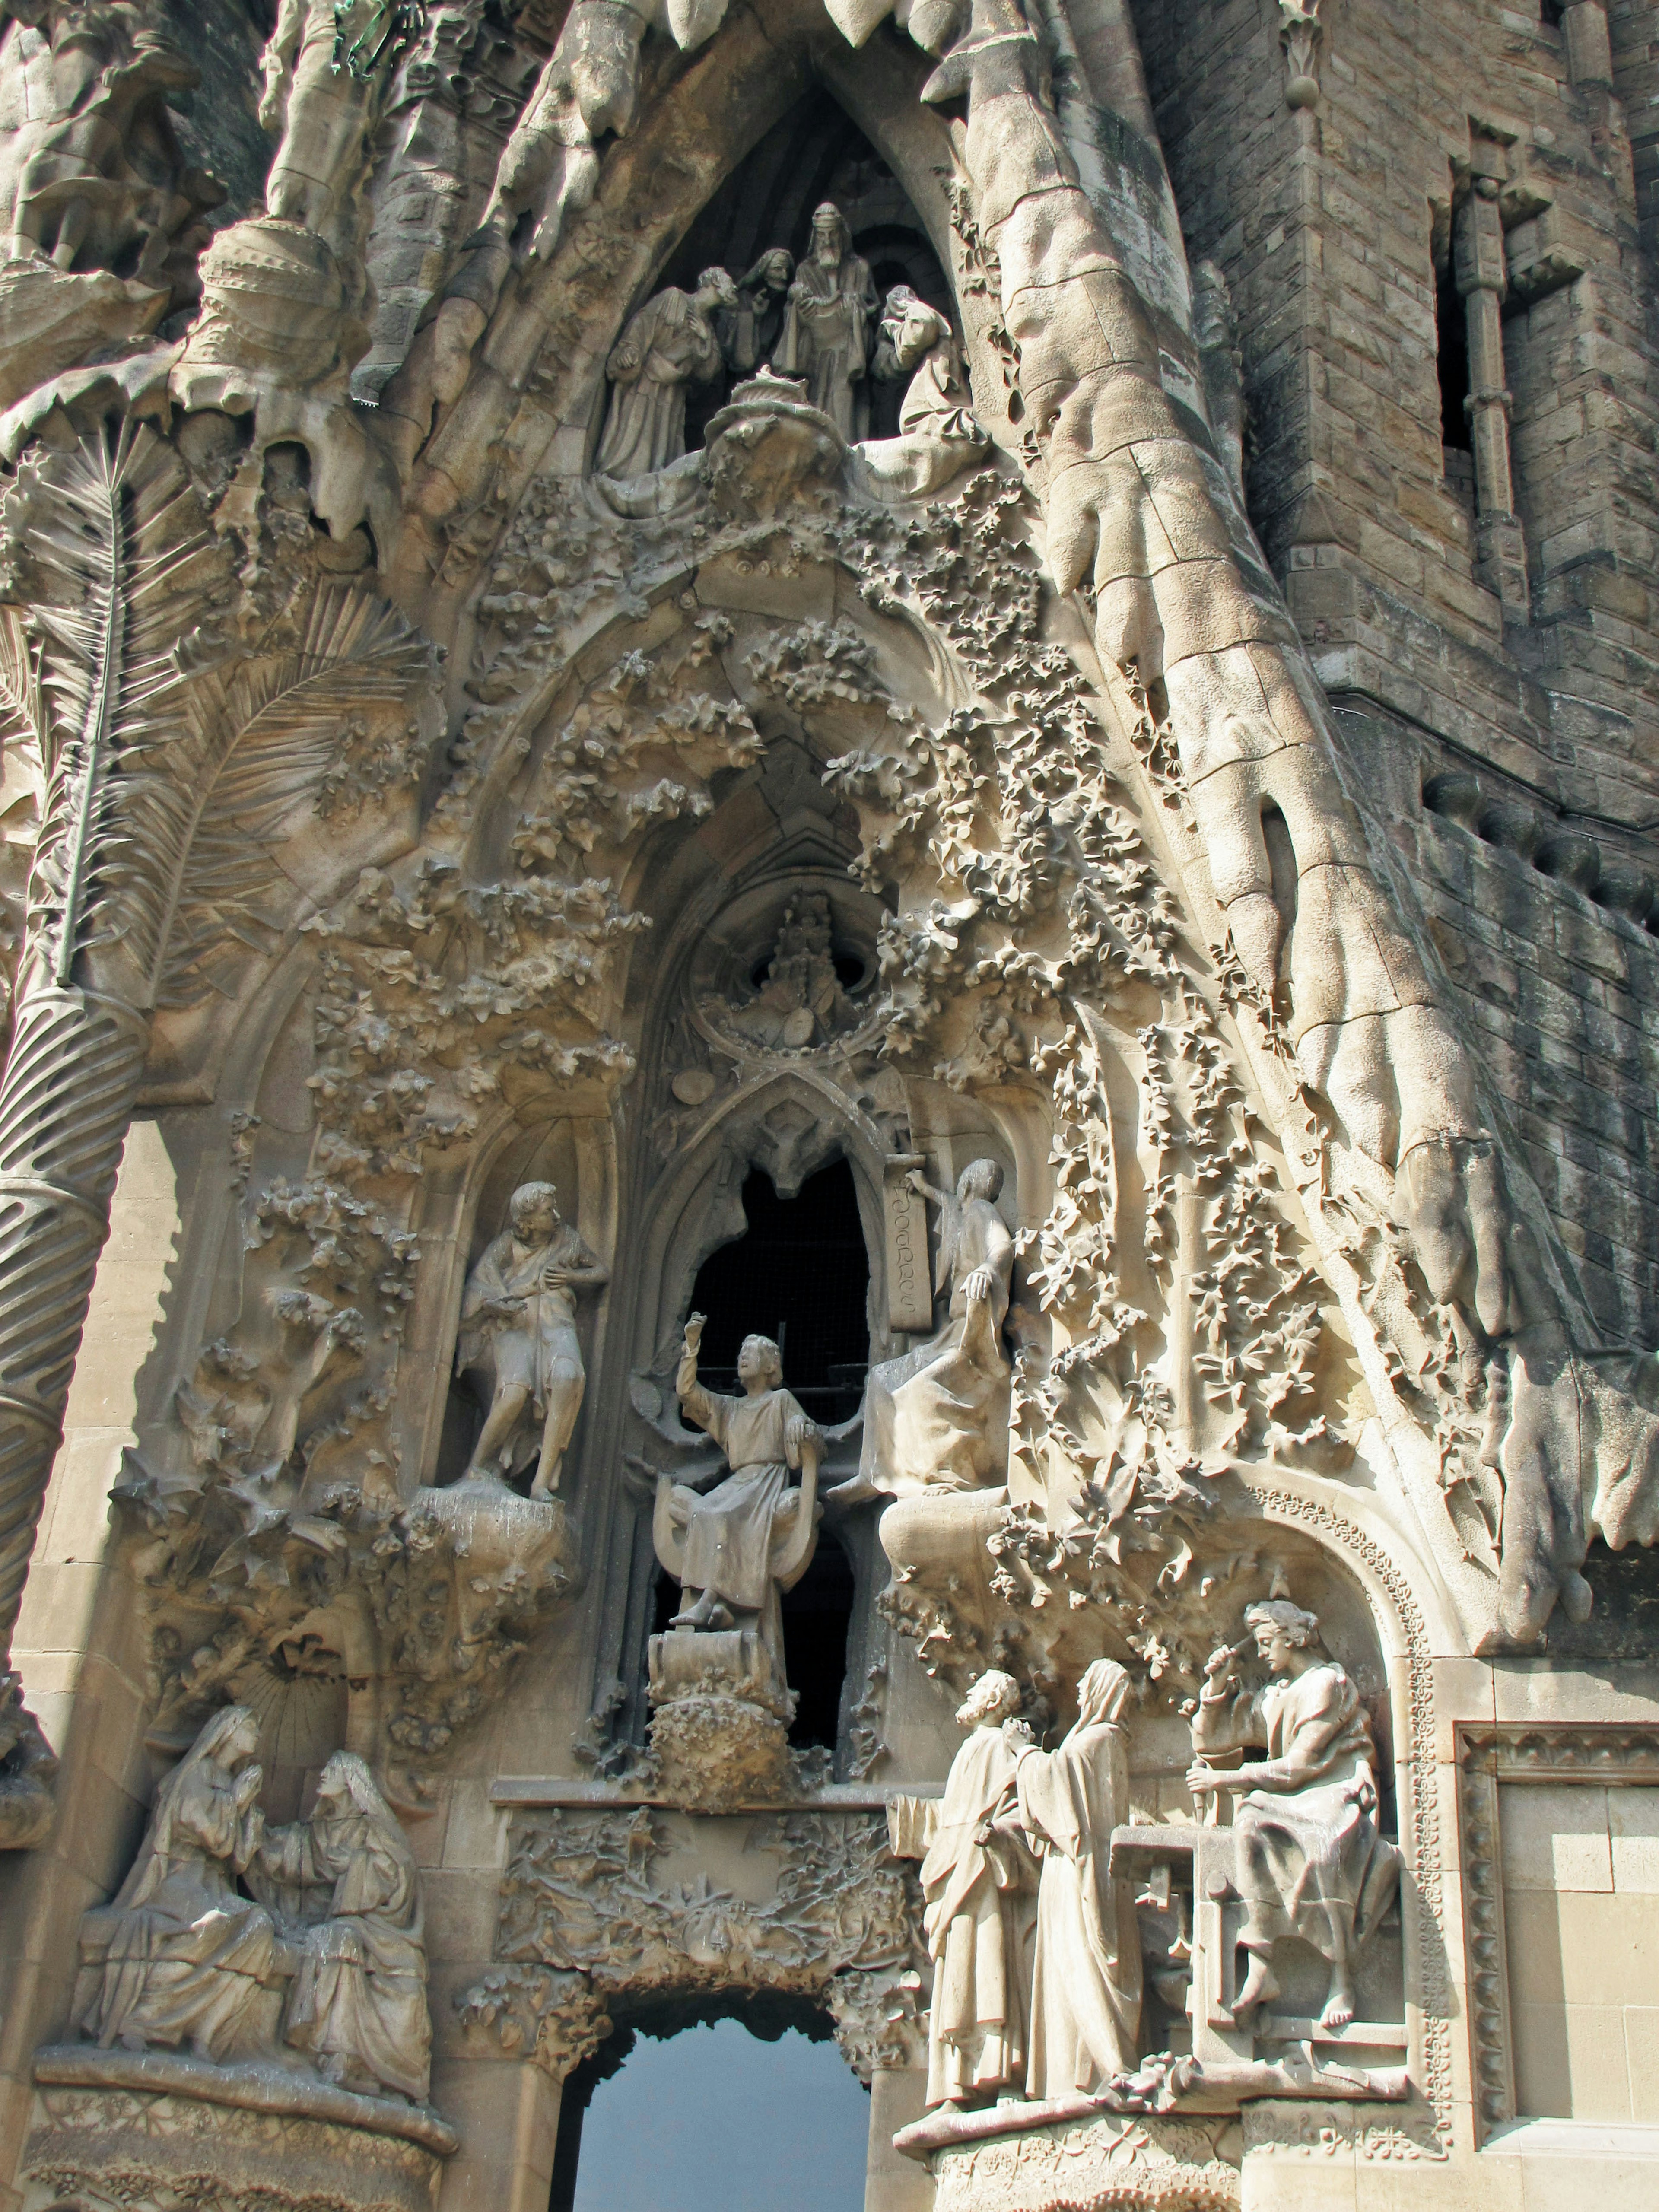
[594,197,982,477]
[71,1708,432,2104]
[914,1605,1401,2117]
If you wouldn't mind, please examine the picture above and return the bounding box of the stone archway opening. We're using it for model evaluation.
[550,1992,868,2212]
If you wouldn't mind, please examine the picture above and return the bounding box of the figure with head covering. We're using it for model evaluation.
[653,1316,821,1682]
[919,1669,1039,2109]
[718,247,794,377]
[251,1752,431,2102]
[72,1707,292,2063]
[773,201,879,439]
[1004,1658,1143,2098]
[457,1180,609,1497]
[595,267,738,478]
[854,1157,1014,1498]
[855,285,989,499]
[1187,1599,1402,2029]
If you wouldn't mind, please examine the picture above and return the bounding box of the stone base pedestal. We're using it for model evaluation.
[647,1627,796,1811]
[24,2047,457,2212]
[925,2110,1240,2212]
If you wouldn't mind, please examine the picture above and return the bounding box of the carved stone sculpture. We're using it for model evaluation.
[1006,1658,1143,2099]
[857,1158,1014,1498]
[717,248,794,377]
[456,1180,608,1497]
[251,1751,432,2102]
[854,283,986,500]
[916,1669,1038,2109]
[1186,1599,1401,2029]
[655,1314,820,1664]
[73,1712,435,2106]
[73,1708,291,2063]
[715,891,861,1050]
[594,267,737,480]
[773,200,878,439]
[260,0,418,255]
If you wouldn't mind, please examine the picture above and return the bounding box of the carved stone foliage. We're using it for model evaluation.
[461,1807,925,2077]
[925,2111,1241,2212]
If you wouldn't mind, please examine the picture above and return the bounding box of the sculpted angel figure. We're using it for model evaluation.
[456,1181,608,1497]
[856,1157,1014,1497]
[594,267,737,478]
[654,1316,820,1667]
[72,1707,291,2063]
[919,1668,1037,2109]
[1004,1657,1142,2098]
[773,200,878,439]
[1186,1599,1402,2029]
[250,1752,431,2103]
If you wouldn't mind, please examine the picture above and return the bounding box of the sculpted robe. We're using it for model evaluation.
[775,248,879,439]
[74,1717,286,2064]
[1197,1662,1401,1968]
[1013,1721,1142,2098]
[259,1800,431,2101]
[861,1191,1014,1496]
[596,286,723,477]
[921,1723,1036,2107]
[671,1377,810,1620]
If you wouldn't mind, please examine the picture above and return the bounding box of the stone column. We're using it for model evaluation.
[865,2067,935,2212]
[1455,173,1530,622]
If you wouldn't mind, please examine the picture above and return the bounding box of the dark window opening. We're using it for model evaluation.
[684,1159,870,1424]
[1541,0,1564,25]
[1436,255,1471,454]
[550,1995,867,2212]
[781,1532,855,1750]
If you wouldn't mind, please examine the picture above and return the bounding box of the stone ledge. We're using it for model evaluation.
[32,2046,459,2157]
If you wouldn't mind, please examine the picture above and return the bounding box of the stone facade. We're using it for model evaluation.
[0,0,1653,2207]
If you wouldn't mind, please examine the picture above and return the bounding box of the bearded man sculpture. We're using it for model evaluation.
[1186,1599,1402,2030]
[773,200,878,439]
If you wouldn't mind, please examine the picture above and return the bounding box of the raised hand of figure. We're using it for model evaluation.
[233,1761,263,1812]
[1202,1641,1237,1685]
[682,1312,706,1358]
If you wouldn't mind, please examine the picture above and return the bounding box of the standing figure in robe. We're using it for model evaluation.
[859,1157,1014,1497]
[594,267,737,478]
[773,201,878,439]
[718,248,793,377]
[73,1707,292,2064]
[920,1668,1038,2110]
[1186,1599,1402,2029]
[1007,1657,1143,2098]
[658,1316,820,1673]
[457,1180,609,1497]
[252,1751,431,2103]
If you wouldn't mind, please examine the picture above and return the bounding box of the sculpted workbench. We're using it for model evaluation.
[0,0,1653,2206]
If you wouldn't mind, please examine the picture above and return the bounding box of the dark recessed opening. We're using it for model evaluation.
[684,1160,870,1423]
[1436,254,1471,454]
[780,1532,855,1750]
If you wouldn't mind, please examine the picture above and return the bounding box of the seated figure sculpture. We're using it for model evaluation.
[858,1157,1014,1497]
[654,1315,820,1681]
[1185,1599,1402,2030]
[73,1711,435,2105]
[251,1751,431,2102]
[73,1706,290,2064]
[456,1180,608,1497]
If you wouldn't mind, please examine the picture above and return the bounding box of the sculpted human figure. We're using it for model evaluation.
[456,1180,608,1497]
[857,1157,1014,1497]
[657,1316,820,1663]
[0,0,201,273]
[594,267,737,478]
[1005,1657,1142,2098]
[717,247,793,376]
[251,1751,431,2103]
[920,1668,1037,2109]
[1186,1599,1402,2028]
[259,0,416,251]
[773,200,878,439]
[73,1707,292,2063]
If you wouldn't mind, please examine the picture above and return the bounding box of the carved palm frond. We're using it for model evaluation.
[0,424,430,1011]
[120,584,430,1007]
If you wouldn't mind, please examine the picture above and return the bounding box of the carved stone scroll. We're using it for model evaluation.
[884,1153,932,1332]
